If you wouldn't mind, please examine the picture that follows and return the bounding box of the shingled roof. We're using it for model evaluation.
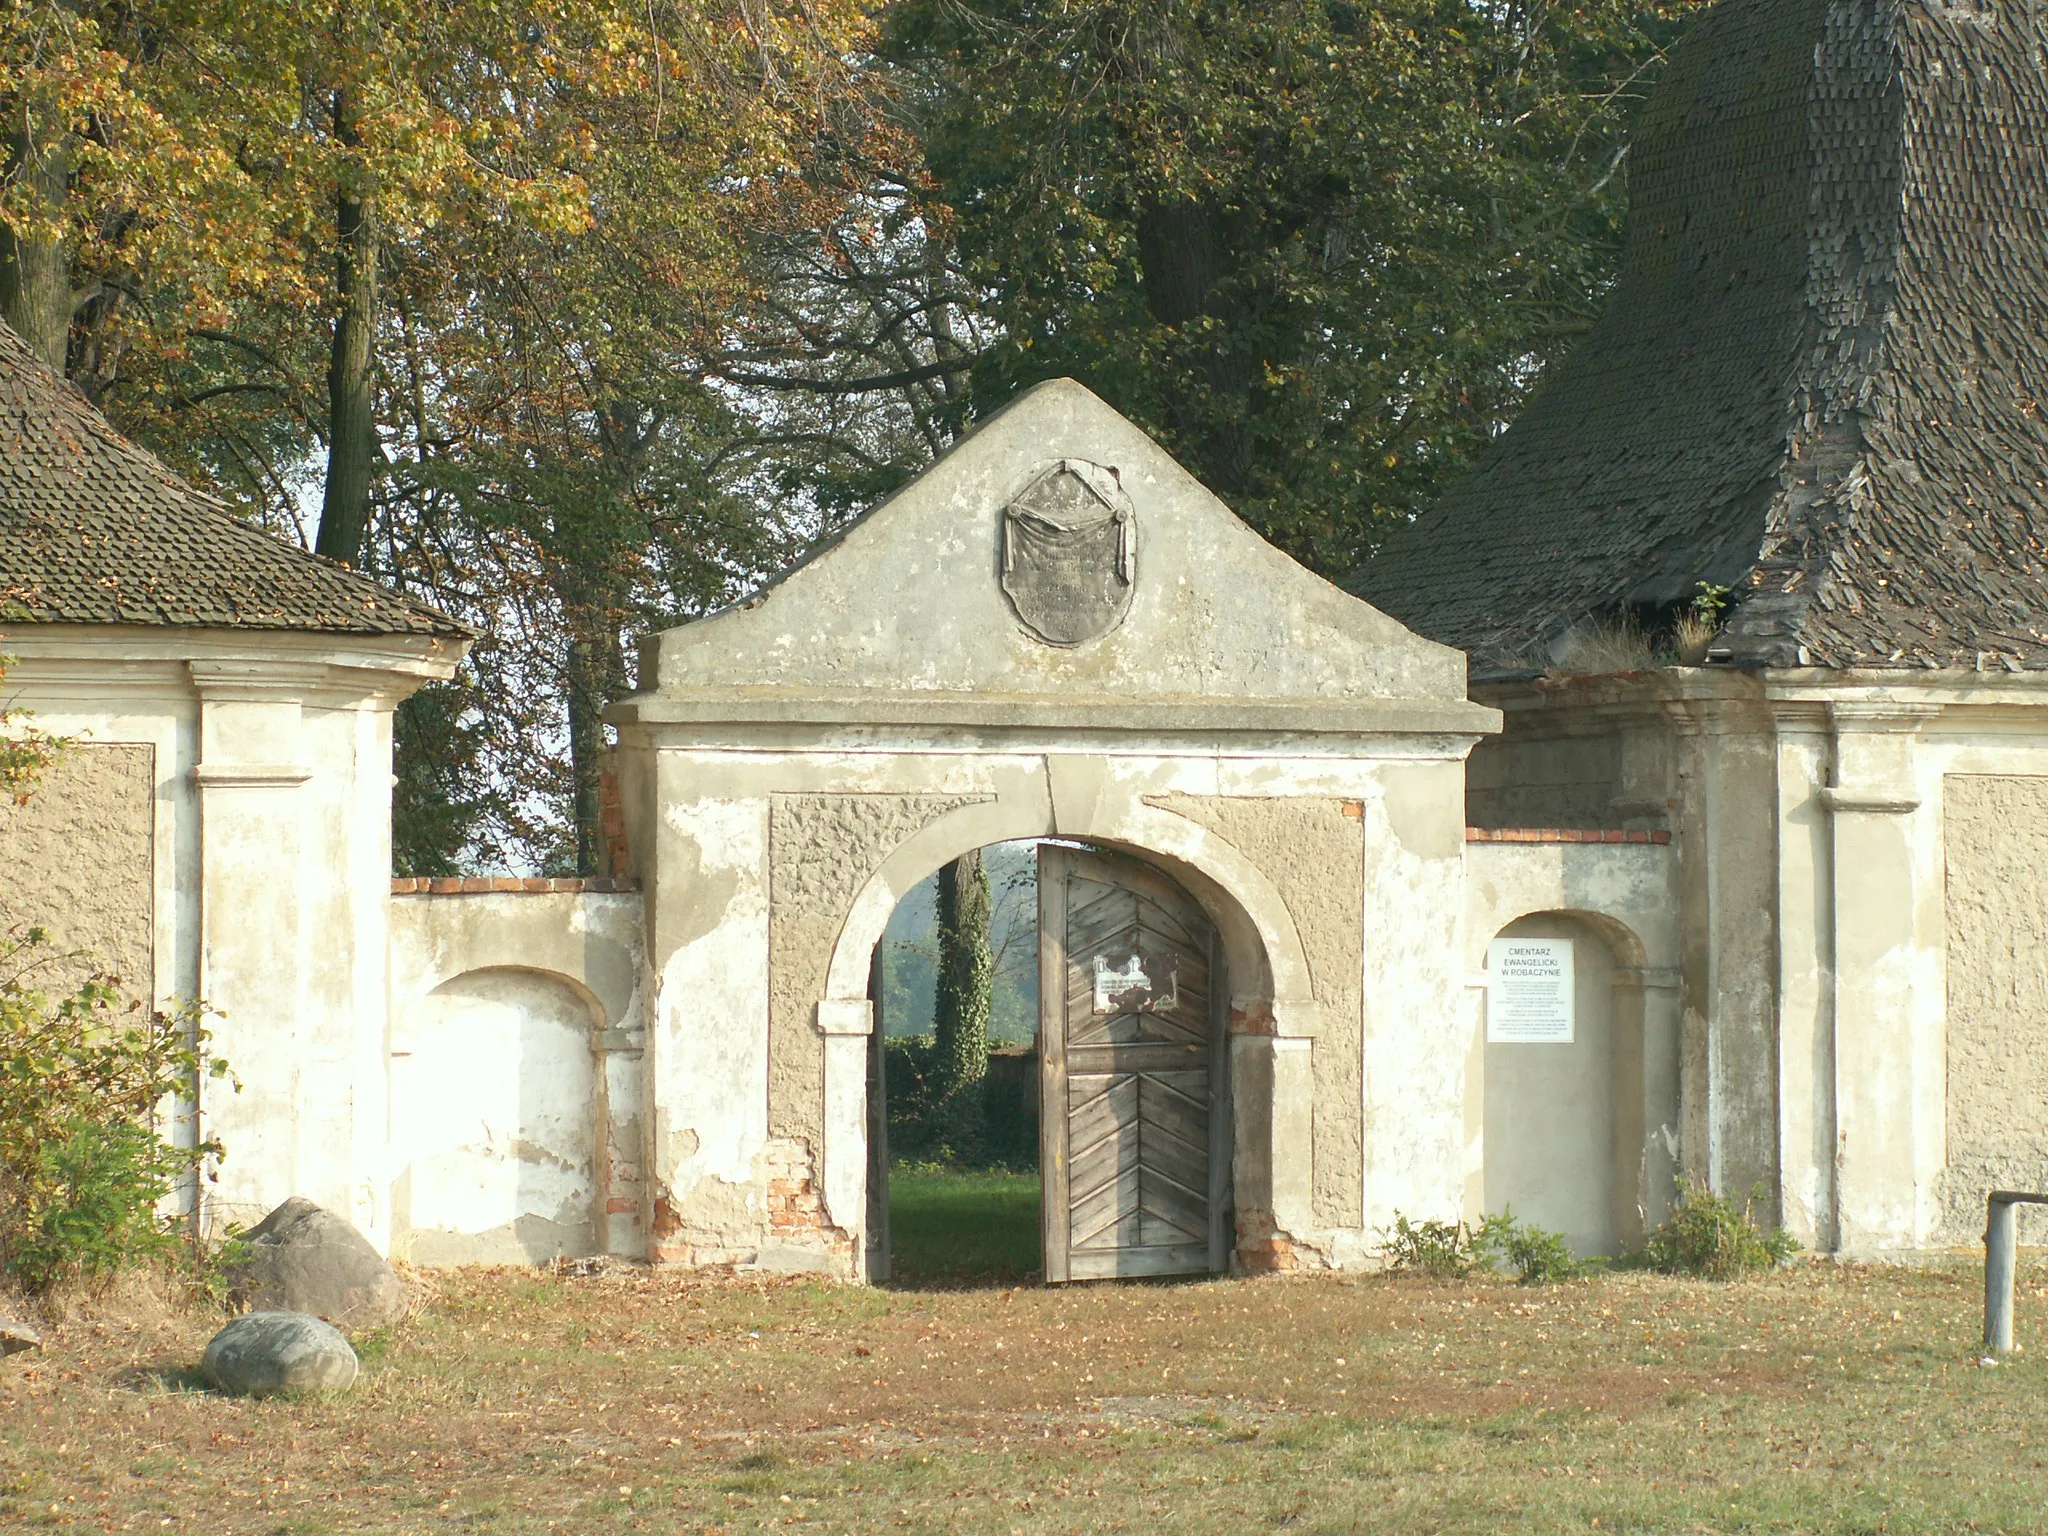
[0,321,463,636]
[1350,0,2048,675]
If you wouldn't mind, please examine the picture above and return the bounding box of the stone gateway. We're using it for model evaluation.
[13,0,2048,1276]
[603,377,1514,1276]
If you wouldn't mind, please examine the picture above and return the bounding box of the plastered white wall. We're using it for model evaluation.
[0,626,461,1247]
[387,889,647,1262]
[614,740,1479,1278]
[391,968,600,1264]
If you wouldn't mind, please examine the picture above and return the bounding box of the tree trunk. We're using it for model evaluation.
[0,109,73,371]
[315,86,378,565]
[934,851,993,1097]
[562,627,624,875]
[1135,196,1255,497]
[558,398,648,873]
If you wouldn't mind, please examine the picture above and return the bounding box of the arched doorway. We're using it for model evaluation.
[390,966,603,1265]
[1477,910,1665,1257]
[869,838,1233,1285]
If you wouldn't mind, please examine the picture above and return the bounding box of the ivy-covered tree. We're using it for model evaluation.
[933,851,994,1100]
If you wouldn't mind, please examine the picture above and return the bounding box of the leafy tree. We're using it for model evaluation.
[390,682,493,879]
[1,2,1711,868]
[3,1,896,872]
[879,0,1706,573]
[357,0,893,869]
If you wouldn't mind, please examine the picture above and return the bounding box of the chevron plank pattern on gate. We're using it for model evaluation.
[1059,863,1216,1265]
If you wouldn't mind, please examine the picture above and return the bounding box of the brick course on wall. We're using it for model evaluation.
[391,877,640,895]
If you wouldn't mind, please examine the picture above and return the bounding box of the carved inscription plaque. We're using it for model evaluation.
[1000,459,1136,646]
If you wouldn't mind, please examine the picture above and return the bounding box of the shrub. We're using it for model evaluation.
[0,927,230,1295]
[882,1033,1037,1170]
[1644,1181,1797,1279]
[1382,1213,1478,1278]
[1475,1209,1585,1285]
[885,1033,974,1163]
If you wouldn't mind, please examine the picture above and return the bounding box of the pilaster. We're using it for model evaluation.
[1770,700,1837,1251]
[1824,699,1944,1253]
[188,661,317,1228]
[1663,688,1782,1210]
[1613,965,1684,1240]
[814,998,874,1270]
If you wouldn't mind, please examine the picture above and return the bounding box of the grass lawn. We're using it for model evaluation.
[886,1166,1041,1287]
[8,1246,2048,1532]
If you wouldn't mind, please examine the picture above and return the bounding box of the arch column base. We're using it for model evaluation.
[1231,1032,1318,1272]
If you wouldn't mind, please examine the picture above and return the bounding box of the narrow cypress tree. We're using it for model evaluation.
[933,850,994,1100]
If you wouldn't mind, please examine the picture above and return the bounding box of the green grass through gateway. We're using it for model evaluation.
[887,1165,1041,1286]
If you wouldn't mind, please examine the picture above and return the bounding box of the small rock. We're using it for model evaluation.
[201,1312,358,1397]
[0,1315,41,1357]
[231,1197,407,1330]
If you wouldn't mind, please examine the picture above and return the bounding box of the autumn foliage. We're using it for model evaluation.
[3,2,1708,872]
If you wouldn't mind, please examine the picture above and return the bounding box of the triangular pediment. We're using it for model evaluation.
[625,379,1490,736]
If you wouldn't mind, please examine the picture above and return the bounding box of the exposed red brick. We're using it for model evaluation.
[1227,1002,1279,1037]
[1235,1210,1300,1274]
[1466,826,1674,846]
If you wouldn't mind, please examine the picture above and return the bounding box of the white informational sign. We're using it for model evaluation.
[1093,954,1149,1013]
[1486,937,1575,1044]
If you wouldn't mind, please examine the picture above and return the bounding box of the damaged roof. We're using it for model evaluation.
[1349,0,2048,675]
[0,321,464,637]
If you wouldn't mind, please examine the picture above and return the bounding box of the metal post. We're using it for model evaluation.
[1987,1195,2018,1355]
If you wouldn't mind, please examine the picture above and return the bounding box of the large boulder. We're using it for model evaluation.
[0,1313,40,1357]
[202,1312,358,1397]
[231,1197,407,1330]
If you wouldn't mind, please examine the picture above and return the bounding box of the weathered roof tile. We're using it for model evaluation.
[1350,0,2048,676]
[0,321,464,637]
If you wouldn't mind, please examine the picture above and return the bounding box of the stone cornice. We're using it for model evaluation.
[609,687,1500,747]
[1819,786,1922,815]
[4,623,464,674]
[0,627,463,708]
[190,762,313,789]
[1826,699,1946,731]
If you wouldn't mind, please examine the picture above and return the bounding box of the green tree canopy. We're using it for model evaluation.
[881,0,1704,573]
[1,1,1707,870]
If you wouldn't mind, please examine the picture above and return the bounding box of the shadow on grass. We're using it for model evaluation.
[112,1363,210,1394]
[885,1166,1041,1290]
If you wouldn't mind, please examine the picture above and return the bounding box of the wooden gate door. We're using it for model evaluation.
[1038,844,1230,1281]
